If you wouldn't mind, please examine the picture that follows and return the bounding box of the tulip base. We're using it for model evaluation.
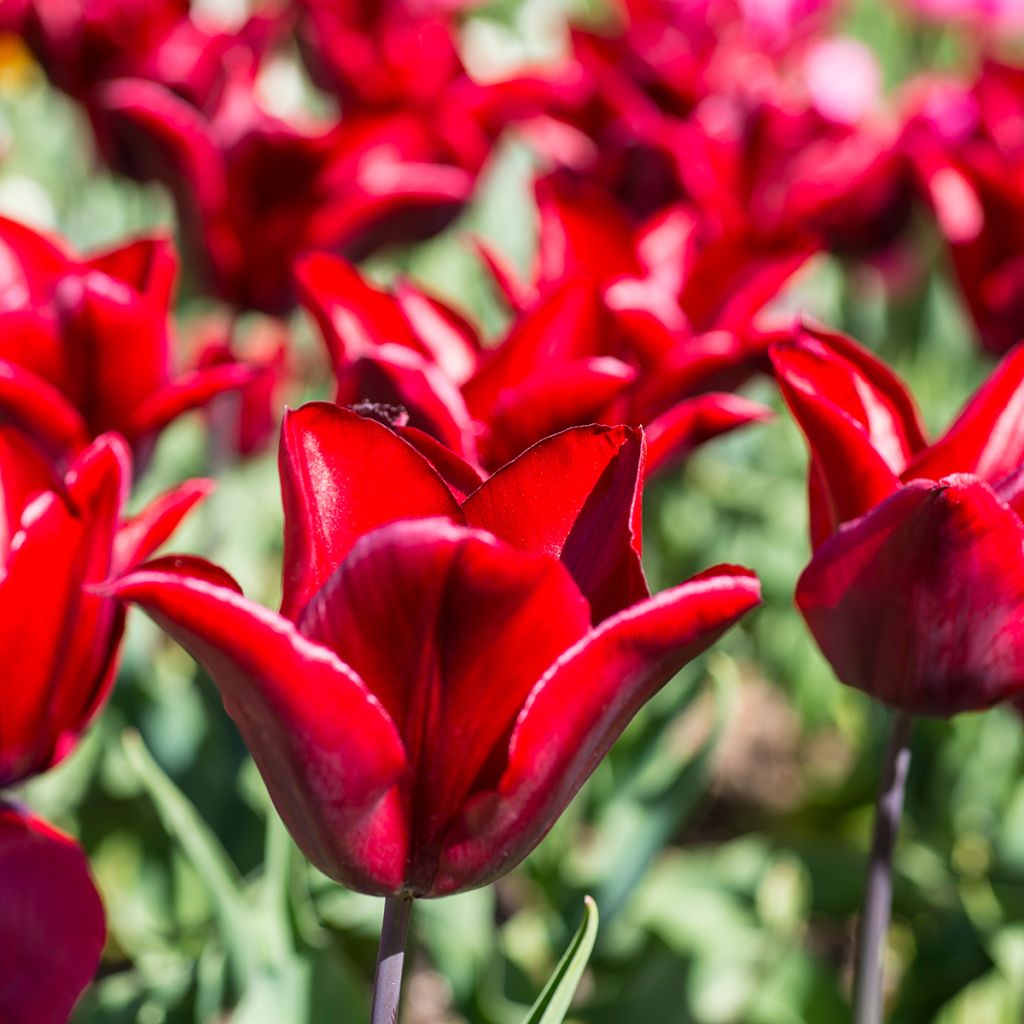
[371,894,414,1024]
[852,711,913,1024]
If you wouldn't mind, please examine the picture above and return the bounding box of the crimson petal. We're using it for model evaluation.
[0,805,105,1024]
[106,560,410,894]
[298,518,591,894]
[436,567,761,894]
[278,402,463,620]
[906,343,1024,485]
[796,475,1024,715]
[464,425,648,622]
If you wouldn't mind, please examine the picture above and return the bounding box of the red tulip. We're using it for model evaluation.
[108,402,761,896]
[772,322,1024,715]
[296,250,772,477]
[0,430,209,1019]
[0,430,210,784]
[100,75,473,312]
[0,804,106,1024]
[0,218,253,466]
[905,64,1024,354]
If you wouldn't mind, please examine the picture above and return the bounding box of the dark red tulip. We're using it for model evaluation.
[296,251,772,477]
[109,402,761,896]
[0,218,253,466]
[0,804,106,1024]
[100,74,473,312]
[772,322,1024,715]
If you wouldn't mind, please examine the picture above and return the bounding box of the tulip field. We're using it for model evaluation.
[4,0,1024,1022]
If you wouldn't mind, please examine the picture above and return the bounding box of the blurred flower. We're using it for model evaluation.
[0,431,209,784]
[296,247,774,477]
[192,315,291,457]
[0,218,253,468]
[902,0,1024,31]
[0,804,106,1024]
[772,322,1024,715]
[904,63,1024,353]
[110,402,760,896]
[0,431,209,1020]
[99,72,472,312]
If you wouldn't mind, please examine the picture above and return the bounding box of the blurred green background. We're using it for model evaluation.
[4,2,1024,1022]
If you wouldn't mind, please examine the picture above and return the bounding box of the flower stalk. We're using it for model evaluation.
[370,894,414,1024]
[852,711,913,1024]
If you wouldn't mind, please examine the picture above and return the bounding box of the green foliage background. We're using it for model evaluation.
[3,2,1024,1021]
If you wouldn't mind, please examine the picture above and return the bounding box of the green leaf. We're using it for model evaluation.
[521,897,599,1024]
[121,729,256,989]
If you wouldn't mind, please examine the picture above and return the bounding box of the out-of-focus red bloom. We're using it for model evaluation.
[904,64,1024,353]
[0,804,106,1024]
[110,403,761,897]
[902,0,1024,31]
[11,0,287,167]
[192,316,291,456]
[0,218,253,466]
[772,322,1024,716]
[0,429,208,1019]
[0,431,210,783]
[296,248,773,477]
[100,73,472,312]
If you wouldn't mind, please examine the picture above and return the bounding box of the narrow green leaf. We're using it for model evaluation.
[521,897,599,1024]
[121,729,257,989]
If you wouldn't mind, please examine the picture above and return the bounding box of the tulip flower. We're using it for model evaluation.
[0,218,253,468]
[904,63,1024,354]
[109,402,761,894]
[297,248,773,478]
[772,322,1024,1023]
[108,402,760,1012]
[0,428,211,1022]
[773,322,1024,713]
[99,71,473,312]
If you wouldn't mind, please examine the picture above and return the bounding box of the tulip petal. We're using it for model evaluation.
[86,234,177,309]
[0,436,128,784]
[906,343,1024,485]
[113,478,214,571]
[464,425,648,621]
[394,279,480,385]
[481,356,637,469]
[278,402,464,620]
[796,475,1024,715]
[775,324,928,470]
[298,518,591,892]
[644,392,772,478]
[335,346,479,462]
[394,425,485,501]
[294,251,421,368]
[126,363,258,441]
[771,340,904,533]
[107,560,410,894]
[0,805,105,1024]
[462,282,607,421]
[436,567,761,893]
[0,359,90,457]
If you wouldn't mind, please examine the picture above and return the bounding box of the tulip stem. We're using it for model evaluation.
[852,711,914,1024]
[370,894,413,1024]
